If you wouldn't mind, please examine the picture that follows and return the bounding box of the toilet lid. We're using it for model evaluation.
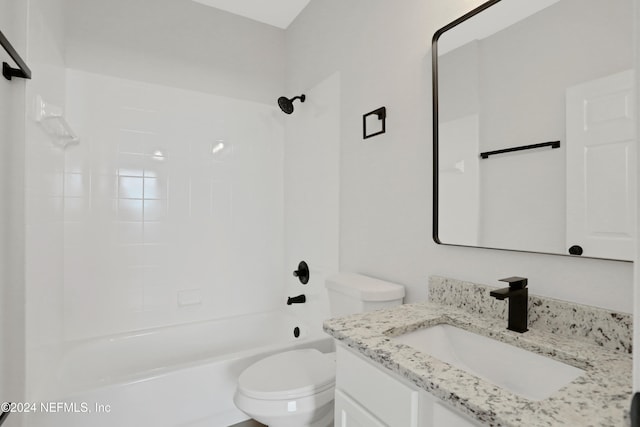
[238,349,335,400]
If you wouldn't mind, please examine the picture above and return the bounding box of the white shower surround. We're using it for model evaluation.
[47,64,341,426]
[63,69,287,340]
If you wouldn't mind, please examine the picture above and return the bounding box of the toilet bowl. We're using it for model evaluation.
[234,273,405,426]
[233,349,336,427]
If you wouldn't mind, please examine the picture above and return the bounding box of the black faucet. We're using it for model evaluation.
[287,294,306,305]
[489,277,528,333]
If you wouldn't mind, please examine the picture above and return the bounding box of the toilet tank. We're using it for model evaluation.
[325,273,405,317]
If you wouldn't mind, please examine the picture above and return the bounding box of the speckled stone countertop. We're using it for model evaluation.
[323,277,632,427]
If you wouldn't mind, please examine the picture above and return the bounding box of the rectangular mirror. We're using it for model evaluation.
[432,0,636,261]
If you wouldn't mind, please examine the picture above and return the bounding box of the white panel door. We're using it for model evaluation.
[566,70,636,260]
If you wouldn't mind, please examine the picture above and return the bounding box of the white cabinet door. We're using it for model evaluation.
[335,345,484,427]
[566,70,636,260]
[336,346,419,427]
[334,389,386,427]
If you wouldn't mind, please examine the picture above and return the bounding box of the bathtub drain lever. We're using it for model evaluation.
[287,294,306,305]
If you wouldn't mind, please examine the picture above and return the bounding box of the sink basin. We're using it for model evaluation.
[391,324,584,401]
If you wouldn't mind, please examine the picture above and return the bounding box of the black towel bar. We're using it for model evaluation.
[480,141,560,159]
[1,29,31,81]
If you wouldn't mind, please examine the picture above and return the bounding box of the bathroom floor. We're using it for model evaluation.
[229,420,266,427]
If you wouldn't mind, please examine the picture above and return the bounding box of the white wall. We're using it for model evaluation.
[63,0,285,105]
[0,0,27,415]
[286,0,634,312]
[24,0,68,404]
[63,69,284,339]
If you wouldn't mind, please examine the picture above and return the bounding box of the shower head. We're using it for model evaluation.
[278,94,306,114]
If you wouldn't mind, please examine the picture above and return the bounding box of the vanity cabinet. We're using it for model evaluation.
[334,390,386,427]
[334,344,482,427]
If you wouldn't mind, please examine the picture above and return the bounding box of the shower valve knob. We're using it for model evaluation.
[293,261,309,285]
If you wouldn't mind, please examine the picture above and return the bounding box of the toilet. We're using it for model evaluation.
[233,273,405,427]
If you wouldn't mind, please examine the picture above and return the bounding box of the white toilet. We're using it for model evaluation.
[234,273,405,427]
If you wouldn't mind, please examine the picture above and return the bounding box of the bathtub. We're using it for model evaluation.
[27,309,333,427]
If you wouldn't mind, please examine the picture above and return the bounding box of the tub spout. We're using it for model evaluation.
[287,294,306,305]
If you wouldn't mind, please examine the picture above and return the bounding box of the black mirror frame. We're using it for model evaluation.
[432,0,502,246]
[430,0,631,262]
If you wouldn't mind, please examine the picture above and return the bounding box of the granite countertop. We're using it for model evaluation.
[324,301,632,427]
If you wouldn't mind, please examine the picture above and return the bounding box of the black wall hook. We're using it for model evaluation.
[293,261,309,284]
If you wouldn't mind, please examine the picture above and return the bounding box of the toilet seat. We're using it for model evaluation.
[237,349,335,400]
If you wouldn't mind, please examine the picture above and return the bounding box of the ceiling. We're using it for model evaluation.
[191,0,311,29]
